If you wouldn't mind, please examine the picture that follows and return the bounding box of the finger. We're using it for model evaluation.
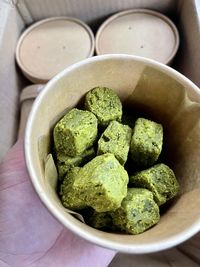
[0,138,25,172]
[31,228,116,267]
[0,139,28,189]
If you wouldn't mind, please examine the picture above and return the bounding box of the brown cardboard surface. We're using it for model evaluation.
[16,0,176,25]
[175,0,200,87]
[25,55,200,255]
[109,248,200,267]
[0,1,24,162]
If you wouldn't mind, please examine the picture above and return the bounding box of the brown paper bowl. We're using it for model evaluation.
[25,54,200,254]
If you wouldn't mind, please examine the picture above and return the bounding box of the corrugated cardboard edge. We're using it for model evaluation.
[175,0,200,87]
[13,0,177,25]
[0,0,24,161]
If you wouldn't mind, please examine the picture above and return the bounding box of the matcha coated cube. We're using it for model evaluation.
[129,163,180,206]
[97,121,132,165]
[56,147,95,180]
[73,153,129,212]
[87,211,113,229]
[85,87,122,127]
[130,118,163,167]
[54,108,97,157]
[60,167,87,210]
[111,188,160,234]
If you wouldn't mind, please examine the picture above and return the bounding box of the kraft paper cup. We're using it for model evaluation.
[25,54,200,254]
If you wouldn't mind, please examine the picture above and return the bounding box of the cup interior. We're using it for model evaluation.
[25,54,200,253]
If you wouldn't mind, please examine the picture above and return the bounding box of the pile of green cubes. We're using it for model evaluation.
[53,87,180,235]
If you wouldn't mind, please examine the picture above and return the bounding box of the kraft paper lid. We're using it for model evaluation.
[20,84,44,103]
[95,9,179,65]
[16,17,95,83]
[18,84,44,138]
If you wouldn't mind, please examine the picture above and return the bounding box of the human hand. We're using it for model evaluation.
[0,140,116,267]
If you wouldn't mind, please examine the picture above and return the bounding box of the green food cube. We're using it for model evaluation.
[73,153,129,212]
[87,211,113,229]
[60,167,87,210]
[97,121,132,165]
[129,163,180,206]
[130,118,163,167]
[85,87,122,127]
[53,108,98,157]
[56,147,95,180]
[111,188,160,234]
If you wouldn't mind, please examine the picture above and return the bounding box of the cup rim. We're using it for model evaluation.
[25,54,200,254]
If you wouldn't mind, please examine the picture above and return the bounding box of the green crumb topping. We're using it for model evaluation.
[130,118,163,167]
[111,188,160,234]
[53,108,98,157]
[97,121,132,165]
[129,163,180,206]
[85,87,122,127]
[73,153,129,212]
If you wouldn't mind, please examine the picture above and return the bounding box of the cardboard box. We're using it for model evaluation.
[0,0,200,264]
[0,0,200,162]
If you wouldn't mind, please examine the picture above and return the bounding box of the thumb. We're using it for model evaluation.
[0,139,28,188]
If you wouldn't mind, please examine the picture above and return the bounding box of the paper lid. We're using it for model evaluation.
[95,9,179,65]
[20,84,44,103]
[16,17,94,83]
